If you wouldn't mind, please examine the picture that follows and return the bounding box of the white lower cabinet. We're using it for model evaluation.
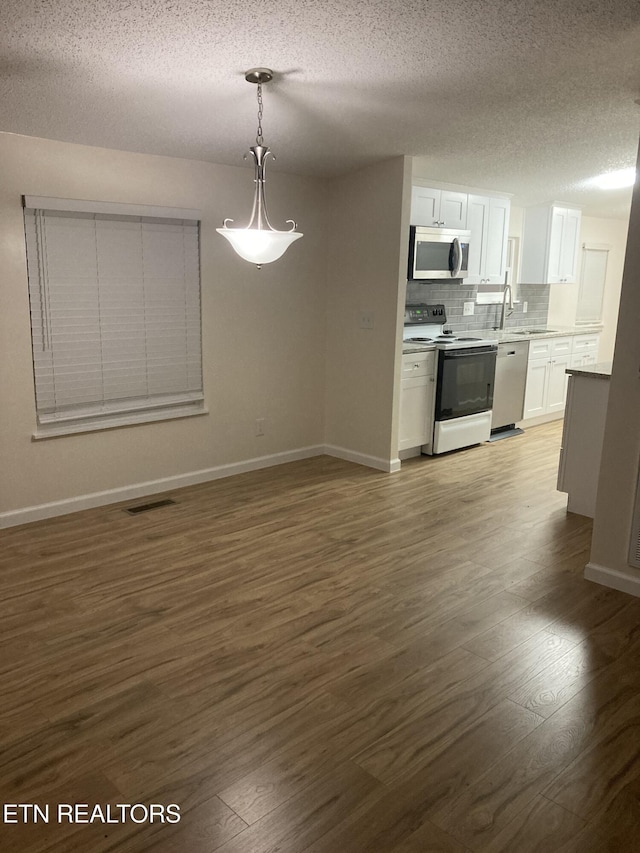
[523,337,572,419]
[522,333,600,420]
[399,351,436,451]
[547,355,573,413]
[570,333,600,368]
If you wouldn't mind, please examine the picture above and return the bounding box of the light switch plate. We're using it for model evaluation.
[463,301,474,316]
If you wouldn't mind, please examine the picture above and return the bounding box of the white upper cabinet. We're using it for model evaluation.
[520,204,582,284]
[410,186,468,229]
[466,195,511,285]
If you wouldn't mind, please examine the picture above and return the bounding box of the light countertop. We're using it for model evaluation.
[566,362,612,379]
[491,324,603,343]
[402,324,603,354]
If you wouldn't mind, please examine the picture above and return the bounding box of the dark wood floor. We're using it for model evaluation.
[2,420,640,852]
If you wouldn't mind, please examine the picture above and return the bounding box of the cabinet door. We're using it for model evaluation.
[411,186,440,226]
[523,359,549,419]
[548,207,581,283]
[410,186,468,228]
[465,195,489,284]
[559,208,581,282]
[547,208,566,283]
[399,377,432,450]
[547,355,571,413]
[484,197,511,284]
[439,190,468,229]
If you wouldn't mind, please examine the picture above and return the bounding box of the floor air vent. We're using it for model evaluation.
[628,468,640,569]
[124,498,176,515]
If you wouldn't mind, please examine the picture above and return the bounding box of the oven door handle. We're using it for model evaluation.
[443,347,496,358]
[450,237,462,277]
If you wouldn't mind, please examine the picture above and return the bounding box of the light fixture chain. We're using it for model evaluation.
[256,82,264,145]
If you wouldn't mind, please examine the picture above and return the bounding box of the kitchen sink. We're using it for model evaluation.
[511,329,557,335]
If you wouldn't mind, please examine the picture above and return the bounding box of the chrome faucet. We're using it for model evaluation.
[499,283,513,330]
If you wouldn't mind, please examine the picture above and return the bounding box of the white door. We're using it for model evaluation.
[523,359,549,418]
[547,356,571,413]
[399,377,431,450]
[559,208,581,282]
[439,190,468,229]
[466,195,489,284]
[547,208,566,283]
[484,198,511,283]
[411,187,440,226]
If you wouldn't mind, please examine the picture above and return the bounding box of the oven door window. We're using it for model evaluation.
[436,349,497,420]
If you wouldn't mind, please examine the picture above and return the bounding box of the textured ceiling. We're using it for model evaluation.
[1,0,639,217]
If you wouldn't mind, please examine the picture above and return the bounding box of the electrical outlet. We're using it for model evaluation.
[255,418,265,436]
[359,310,375,330]
[463,301,474,316]
[523,301,528,313]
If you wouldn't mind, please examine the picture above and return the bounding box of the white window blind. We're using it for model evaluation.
[576,243,609,324]
[24,200,204,433]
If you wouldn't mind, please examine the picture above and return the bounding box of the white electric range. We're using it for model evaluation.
[403,304,498,454]
[403,304,498,350]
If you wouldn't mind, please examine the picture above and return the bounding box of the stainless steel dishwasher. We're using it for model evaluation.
[489,341,529,439]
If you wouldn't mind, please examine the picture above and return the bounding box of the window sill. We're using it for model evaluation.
[32,403,208,440]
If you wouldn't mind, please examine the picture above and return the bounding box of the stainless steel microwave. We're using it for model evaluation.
[408,226,471,280]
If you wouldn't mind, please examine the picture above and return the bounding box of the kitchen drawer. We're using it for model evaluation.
[550,336,572,357]
[572,334,599,353]
[528,339,553,359]
[401,351,436,378]
[528,336,572,359]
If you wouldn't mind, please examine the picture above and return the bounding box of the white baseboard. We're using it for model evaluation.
[518,411,564,429]
[0,443,400,528]
[324,444,400,473]
[0,445,323,529]
[584,562,640,598]
[398,447,422,460]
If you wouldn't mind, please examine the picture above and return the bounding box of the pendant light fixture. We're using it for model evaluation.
[217,68,303,268]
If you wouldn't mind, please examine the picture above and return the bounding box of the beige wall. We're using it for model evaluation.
[589,144,640,589]
[324,157,410,467]
[0,133,329,519]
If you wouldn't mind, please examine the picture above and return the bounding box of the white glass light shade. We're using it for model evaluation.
[216,226,303,264]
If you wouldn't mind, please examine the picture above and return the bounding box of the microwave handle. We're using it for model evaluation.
[451,237,462,277]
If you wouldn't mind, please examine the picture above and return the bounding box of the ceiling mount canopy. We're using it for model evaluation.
[217,68,303,269]
[244,68,273,86]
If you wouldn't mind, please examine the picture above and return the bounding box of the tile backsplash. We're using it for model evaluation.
[405,281,550,333]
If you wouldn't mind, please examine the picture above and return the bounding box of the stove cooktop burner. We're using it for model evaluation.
[407,336,434,343]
